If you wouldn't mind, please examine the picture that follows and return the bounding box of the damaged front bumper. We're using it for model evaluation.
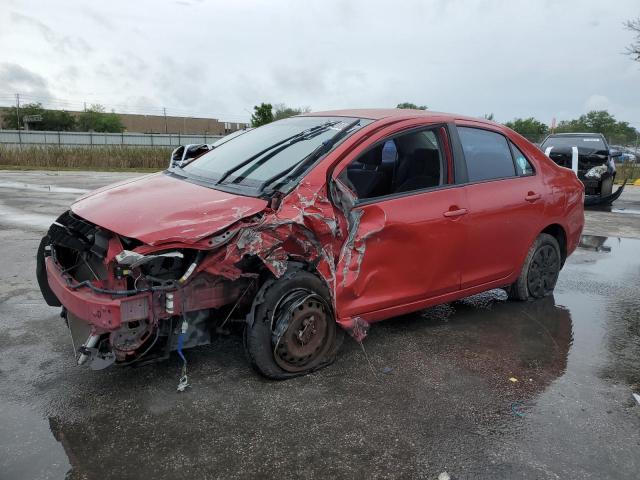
[40,213,250,370]
[45,255,245,331]
[46,256,157,331]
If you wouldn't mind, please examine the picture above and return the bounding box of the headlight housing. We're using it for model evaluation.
[584,165,608,179]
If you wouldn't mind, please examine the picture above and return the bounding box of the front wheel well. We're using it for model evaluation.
[541,224,567,265]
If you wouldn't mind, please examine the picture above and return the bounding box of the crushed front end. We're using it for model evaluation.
[37,211,252,370]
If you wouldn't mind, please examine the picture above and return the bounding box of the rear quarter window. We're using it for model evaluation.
[510,142,535,176]
[458,127,516,182]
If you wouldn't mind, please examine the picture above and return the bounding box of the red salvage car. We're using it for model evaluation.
[36,109,585,379]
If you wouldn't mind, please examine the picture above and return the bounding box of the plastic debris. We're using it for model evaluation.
[342,316,370,343]
[382,366,393,375]
[633,393,640,405]
[509,377,518,383]
[438,472,451,480]
[511,401,525,418]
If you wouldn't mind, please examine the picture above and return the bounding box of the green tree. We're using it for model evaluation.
[625,17,640,62]
[396,102,428,110]
[273,103,311,121]
[504,117,549,138]
[77,104,124,132]
[251,103,274,127]
[555,110,638,144]
[43,110,76,131]
[483,113,495,121]
[1,102,76,131]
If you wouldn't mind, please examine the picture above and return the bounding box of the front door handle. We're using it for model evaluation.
[525,192,541,202]
[443,208,468,218]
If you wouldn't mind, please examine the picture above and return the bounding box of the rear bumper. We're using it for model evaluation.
[45,256,156,331]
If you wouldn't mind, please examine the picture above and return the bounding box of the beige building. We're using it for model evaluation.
[0,107,249,134]
[116,113,249,135]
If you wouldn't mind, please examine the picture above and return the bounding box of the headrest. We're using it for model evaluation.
[360,144,384,166]
[413,148,440,176]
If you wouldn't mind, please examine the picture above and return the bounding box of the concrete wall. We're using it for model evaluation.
[0,129,224,147]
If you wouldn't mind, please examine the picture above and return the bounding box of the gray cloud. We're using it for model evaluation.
[0,63,52,100]
[1,0,639,127]
[80,7,116,31]
[10,12,92,55]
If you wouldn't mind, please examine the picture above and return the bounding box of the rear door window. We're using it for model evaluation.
[458,127,516,182]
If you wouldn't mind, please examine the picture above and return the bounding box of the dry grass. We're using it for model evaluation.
[616,162,640,183]
[0,145,171,171]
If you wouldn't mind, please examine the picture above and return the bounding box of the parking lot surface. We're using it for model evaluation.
[0,171,639,479]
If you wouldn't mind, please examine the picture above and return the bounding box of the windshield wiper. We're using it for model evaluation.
[230,123,339,185]
[215,122,338,185]
[260,119,361,193]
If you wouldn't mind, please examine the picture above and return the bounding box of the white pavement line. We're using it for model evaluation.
[0,181,89,195]
[0,201,55,231]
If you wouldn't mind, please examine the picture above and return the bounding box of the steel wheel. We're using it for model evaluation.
[272,291,335,373]
[527,244,560,298]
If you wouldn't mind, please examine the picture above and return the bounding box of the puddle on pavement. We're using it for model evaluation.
[611,208,640,215]
[0,201,54,231]
[562,235,640,390]
[587,204,640,215]
[0,402,70,479]
[0,181,88,195]
[1,235,638,479]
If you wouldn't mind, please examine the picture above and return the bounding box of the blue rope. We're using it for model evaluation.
[177,331,186,362]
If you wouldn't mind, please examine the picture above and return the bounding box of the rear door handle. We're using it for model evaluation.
[525,192,541,202]
[443,208,468,218]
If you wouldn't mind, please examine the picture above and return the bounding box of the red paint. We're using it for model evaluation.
[50,109,584,338]
[71,172,267,245]
[46,257,245,331]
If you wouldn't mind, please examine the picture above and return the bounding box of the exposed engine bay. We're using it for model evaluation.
[37,210,254,371]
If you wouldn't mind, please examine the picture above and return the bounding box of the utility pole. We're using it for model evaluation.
[163,107,168,133]
[15,93,20,130]
[84,102,87,112]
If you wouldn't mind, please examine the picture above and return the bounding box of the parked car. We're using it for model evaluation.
[539,133,625,206]
[610,145,637,163]
[37,109,585,379]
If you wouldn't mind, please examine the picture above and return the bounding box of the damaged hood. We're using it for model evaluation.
[71,172,267,245]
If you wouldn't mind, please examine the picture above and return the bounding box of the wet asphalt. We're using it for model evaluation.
[0,171,639,480]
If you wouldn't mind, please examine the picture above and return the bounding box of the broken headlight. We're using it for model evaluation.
[584,165,608,180]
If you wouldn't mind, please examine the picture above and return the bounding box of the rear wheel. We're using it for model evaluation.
[508,233,561,301]
[244,269,343,379]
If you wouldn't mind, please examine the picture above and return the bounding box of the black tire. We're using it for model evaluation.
[508,233,561,301]
[244,269,343,379]
[36,235,61,306]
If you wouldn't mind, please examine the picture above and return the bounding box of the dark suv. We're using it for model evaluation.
[540,133,624,205]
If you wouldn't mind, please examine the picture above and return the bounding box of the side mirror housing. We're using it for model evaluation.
[170,146,186,168]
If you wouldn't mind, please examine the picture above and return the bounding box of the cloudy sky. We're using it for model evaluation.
[0,0,638,126]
